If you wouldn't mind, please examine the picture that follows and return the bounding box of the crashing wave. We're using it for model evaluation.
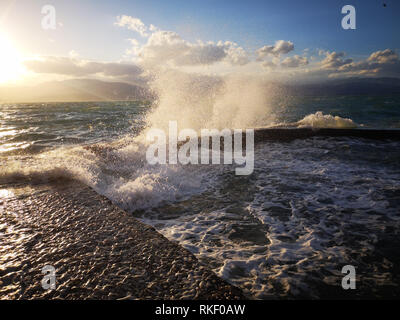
[296,111,357,128]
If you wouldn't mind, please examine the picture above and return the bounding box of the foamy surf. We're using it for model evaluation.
[296,111,357,128]
[263,111,358,129]
[135,137,400,298]
[0,138,221,212]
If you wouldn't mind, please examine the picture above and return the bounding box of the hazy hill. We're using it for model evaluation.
[0,79,152,103]
[1,77,399,103]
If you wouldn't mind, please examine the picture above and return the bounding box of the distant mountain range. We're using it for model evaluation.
[0,77,399,103]
[0,79,152,103]
[285,77,400,96]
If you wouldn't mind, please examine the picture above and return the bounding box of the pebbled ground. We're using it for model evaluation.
[0,180,245,300]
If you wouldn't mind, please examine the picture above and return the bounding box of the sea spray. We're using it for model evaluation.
[145,70,277,132]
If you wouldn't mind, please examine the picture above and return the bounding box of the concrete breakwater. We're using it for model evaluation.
[0,180,244,300]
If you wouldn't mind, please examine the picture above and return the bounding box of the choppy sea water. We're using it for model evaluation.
[1,95,400,298]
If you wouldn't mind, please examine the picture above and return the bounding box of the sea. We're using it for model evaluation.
[1,94,400,298]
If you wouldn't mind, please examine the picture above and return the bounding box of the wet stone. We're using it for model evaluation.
[0,180,245,300]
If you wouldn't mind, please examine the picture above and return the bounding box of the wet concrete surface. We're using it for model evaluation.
[0,180,245,300]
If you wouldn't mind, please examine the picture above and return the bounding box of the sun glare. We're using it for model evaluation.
[0,33,25,84]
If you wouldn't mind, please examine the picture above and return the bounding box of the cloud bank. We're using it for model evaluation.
[24,57,143,77]
[116,16,248,67]
[22,15,400,84]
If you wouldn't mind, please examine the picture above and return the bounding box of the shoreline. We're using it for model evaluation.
[0,180,245,300]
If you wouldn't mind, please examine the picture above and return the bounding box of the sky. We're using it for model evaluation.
[0,0,399,85]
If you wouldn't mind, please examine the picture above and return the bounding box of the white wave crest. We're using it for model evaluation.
[296,111,357,128]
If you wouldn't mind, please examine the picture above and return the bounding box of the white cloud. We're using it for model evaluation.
[291,49,400,80]
[115,15,248,67]
[131,29,248,67]
[281,55,308,68]
[367,49,398,63]
[115,15,149,37]
[29,15,400,84]
[149,24,159,32]
[320,51,352,69]
[224,41,249,66]
[256,40,294,59]
[338,49,400,76]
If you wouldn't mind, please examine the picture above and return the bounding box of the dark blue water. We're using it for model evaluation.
[0,101,148,156]
[1,95,399,157]
[272,94,400,128]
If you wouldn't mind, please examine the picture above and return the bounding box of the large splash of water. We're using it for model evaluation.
[145,70,279,133]
[1,69,359,212]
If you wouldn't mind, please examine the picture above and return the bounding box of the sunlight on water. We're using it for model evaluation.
[0,188,14,198]
[0,128,17,138]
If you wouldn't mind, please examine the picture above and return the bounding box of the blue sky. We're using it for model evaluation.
[0,0,399,84]
[1,0,398,60]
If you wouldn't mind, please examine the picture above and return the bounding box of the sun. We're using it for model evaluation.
[0,33,25,84]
